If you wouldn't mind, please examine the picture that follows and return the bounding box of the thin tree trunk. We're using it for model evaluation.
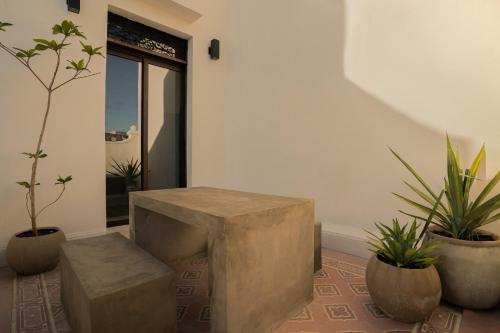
[29,91,52,236]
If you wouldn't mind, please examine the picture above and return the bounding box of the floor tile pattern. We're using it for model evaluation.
[11,249,463,333]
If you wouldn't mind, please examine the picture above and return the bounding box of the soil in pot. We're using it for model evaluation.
[427,227,500,309]
[366,255,442,322]
[6,227,66,275]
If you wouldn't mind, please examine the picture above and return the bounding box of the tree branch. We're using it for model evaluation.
[25,190,32,218]
[52,54,96,91]
[35,184,66,218]
[0,42,48,90]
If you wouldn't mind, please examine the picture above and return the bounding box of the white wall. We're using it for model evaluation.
[1,0,499,263]
[344,0,500,177]
[223,0,500,238]
[105,127,140,172]
[0,0,232,261]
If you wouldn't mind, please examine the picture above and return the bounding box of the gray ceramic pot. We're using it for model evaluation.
[6,227,66,275]
[427,227,500,309]
[366,255,441,322]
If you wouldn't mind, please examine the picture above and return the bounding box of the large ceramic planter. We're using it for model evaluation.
[427,227,500,309]
[366,255,441,322]
[6,227,66,275]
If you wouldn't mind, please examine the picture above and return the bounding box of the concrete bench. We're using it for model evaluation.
[60,233,176,333]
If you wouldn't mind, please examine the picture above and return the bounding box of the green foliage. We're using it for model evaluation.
[391,135,500,240]
[16,181,40,188]
[66,59,87,72]
[0,19,101,233]
[366,219,440,269]
[13,47,40,59]
[107,158,141,187]
[33,38,69,52]
[55,175,72,185]
[80,41,103,57]
[21,150,47,159]
[52,20,85,39]
[0,21,12,32]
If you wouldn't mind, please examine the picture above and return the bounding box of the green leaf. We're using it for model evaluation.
[56,175,73,185]
[16,181,31,188]
[471,171,500,210]
[366,218,439,268]
[53,20,86,39]
[418,190,445,241]
[61,20,72,34]
[66,59,87,71]
[0,21,13,32]
[34,44,49,51]
[13,47,40,59]
[52,24,63,35]
[390,147,447,212]
[393,193,448,222]
[80,41,104,57]
[21,150,48,159]
[394,136,500,240]
[33,38,50,45]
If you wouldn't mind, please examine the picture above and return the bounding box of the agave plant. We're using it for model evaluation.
[366,192,443,269]
[107,158,141,188]
[366,219,441,269]
[391,136,500,240]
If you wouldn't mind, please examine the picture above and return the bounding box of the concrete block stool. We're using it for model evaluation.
[60,233,176,333]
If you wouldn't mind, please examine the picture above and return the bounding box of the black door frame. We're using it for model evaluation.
[107,40,188,190]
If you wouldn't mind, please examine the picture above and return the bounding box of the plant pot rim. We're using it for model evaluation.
[14,226,62,239]
[372,254,435,272]
[427,226,500,247]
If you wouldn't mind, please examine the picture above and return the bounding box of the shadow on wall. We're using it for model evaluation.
[147,68,181,190]
[224,0,483,233]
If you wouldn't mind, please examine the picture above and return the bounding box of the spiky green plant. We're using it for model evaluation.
[107,158,141,188]
[366,192,443,269]
[366,219,441,269]
[391,136,500,240]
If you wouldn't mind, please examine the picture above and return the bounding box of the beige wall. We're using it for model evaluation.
[1,0,499,261]
[0,0,232,256]
[223,0,500,237]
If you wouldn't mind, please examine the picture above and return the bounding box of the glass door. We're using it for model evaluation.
[104,44,187,227]
[104,54,142,227]
[144,62,185,190]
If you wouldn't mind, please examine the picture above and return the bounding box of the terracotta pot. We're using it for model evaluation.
[366,255,441,322]
[6,227,66,275]
[427,227,500,309]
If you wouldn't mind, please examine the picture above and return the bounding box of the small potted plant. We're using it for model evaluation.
[108,158,142,191]
[1,20,102,275]
[391,136,500,309]
[365,208,442,322]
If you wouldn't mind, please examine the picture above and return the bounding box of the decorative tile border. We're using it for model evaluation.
[10,250,465,333]
[324,304,357,321]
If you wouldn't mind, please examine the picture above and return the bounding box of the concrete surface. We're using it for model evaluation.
[60,233,177,333]
[130,187,315,333]
[315,221,322,272]
[0,266,14,332]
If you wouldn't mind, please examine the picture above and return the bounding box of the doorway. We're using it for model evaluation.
[105,13,187,227]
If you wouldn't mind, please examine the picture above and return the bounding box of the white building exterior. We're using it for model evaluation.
[1,0,499,264]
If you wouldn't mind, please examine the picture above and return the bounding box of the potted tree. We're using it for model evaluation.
[0,20,102,275]
[365,212,442,322]
[391,136,500,309]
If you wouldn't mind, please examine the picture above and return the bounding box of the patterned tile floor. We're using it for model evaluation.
[2,248,499,332]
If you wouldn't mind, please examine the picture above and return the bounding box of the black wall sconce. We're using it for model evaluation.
[208,39,220,60]
[67,0,80,14]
